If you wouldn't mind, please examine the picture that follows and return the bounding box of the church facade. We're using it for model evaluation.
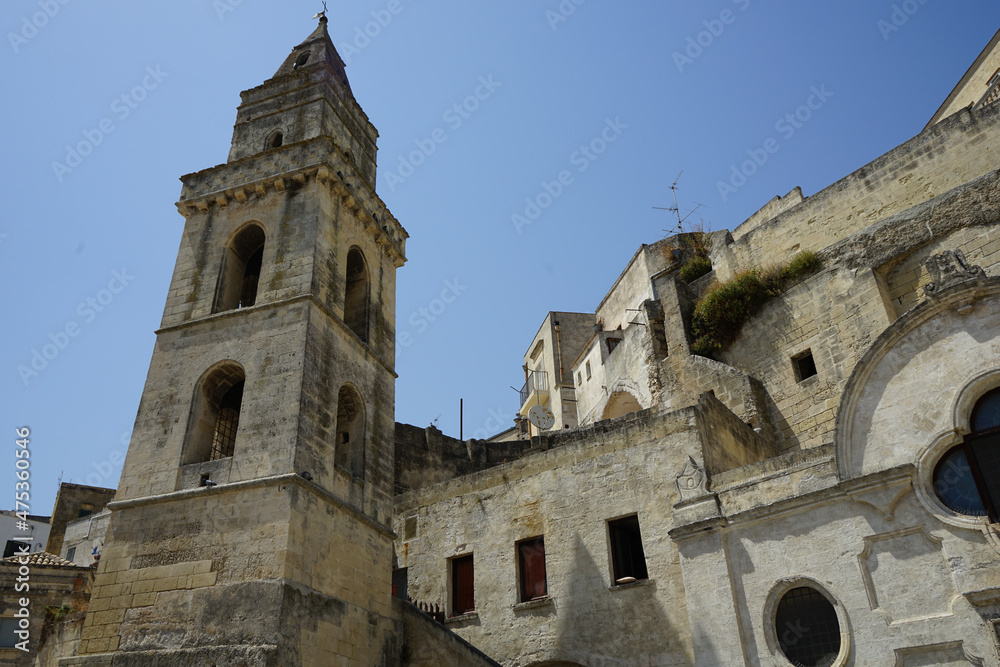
[5,16,1000,667]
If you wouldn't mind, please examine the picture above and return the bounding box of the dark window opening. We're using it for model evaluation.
[215,225,266,313]
[518,536,547,602]
[775,587,841,667]
[452,555,475,616]
[293,52,310,69]
[344,248,370,342]
[606,338,623,354]
[267,132,283,150]
[239,246,263,308]
[0,618,19,648]
[77,508,93,519]
[210,381,244,460]
[793,350,818,382]
[609,515,648,584]
[935,388,1000,521]
[183,364,246,465]
[392,568,408,600]
[335,385,365,479]
[67,547,76,562]
[3,540,20,558]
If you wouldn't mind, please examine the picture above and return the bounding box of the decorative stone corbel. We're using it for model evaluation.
[924,249,986,298]
[675,456,708,502]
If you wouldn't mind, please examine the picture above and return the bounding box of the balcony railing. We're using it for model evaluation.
[974,76,1000,112]
[519,370,549,408]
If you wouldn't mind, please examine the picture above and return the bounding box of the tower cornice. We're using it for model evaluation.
[177,137,407,268]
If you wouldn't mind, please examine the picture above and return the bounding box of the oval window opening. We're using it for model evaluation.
[775,587,840,667]
[294,52,310,69]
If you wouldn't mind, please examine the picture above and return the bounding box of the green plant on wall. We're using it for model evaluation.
[691,251,821,356]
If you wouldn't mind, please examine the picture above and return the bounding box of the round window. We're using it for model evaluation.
[294,52,310,68]
[774,587,841,667]
[932,388,1000,520]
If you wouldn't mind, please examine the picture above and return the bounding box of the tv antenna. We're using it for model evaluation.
[653,171,703,235]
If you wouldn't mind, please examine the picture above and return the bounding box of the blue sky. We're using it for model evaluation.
[4,0,999,513]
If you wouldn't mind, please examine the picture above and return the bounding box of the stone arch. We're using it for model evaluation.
[335,384,365,478]
[265,130,283,150]
[836,276,1000,480]
[602,391,643,421]
[344,247,370,342]
[182,361,246,464]
[214,222,265,313]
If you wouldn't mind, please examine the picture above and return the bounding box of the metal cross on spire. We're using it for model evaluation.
[312,2,328,21]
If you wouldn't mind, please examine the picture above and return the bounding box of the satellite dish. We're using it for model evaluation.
[528,405,555,430]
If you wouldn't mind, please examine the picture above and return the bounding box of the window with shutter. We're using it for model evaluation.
[452,555,475,615]
[518,537,547,602]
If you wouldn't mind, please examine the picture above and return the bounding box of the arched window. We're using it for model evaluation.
[934,388,1000,521]
[183,364,246,464]
[266,132,283,150]
[335,385,365,478]
[773,586,841,667]
[215,224,265,313]
[344,248,369,342]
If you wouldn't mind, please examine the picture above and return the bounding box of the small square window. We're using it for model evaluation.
[792,350,818,382]
[517,537,547,602]
[0,618,18,648]
[608,515,648,584]
[586,361,592,380]
[451,555,475,616]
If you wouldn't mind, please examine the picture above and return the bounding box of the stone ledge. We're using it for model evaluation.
[444,611,479,624]
[609,577,655,592]
[512,597,554,612]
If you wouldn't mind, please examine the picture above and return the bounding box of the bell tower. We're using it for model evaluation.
[66,15,408,666]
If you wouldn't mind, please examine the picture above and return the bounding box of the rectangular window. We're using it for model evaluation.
[392,567,408,600]
[606,338,622,354]
[609,515,648,584]
[518,537,547,602]
[3,541,19,559]
[576,372,582,386]
[792,349,818,382]
[67,547,77,563]
[586,361,592,380]
[452,555,475,616]
[0,618,18,648]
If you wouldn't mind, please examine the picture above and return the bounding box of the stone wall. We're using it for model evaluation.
[718,102,1000,281]
[394,407,713,667]
[45,486,115,559]
[399,600,500,667]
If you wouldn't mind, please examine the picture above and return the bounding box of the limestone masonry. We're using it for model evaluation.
[4,17,1000,667]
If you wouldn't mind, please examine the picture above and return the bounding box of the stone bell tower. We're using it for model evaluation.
[65,15,408,666]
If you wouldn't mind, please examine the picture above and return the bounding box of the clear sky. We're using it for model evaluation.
[4,1,1000,513]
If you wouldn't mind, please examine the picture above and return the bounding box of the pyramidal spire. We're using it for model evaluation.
[272,11,351,93]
